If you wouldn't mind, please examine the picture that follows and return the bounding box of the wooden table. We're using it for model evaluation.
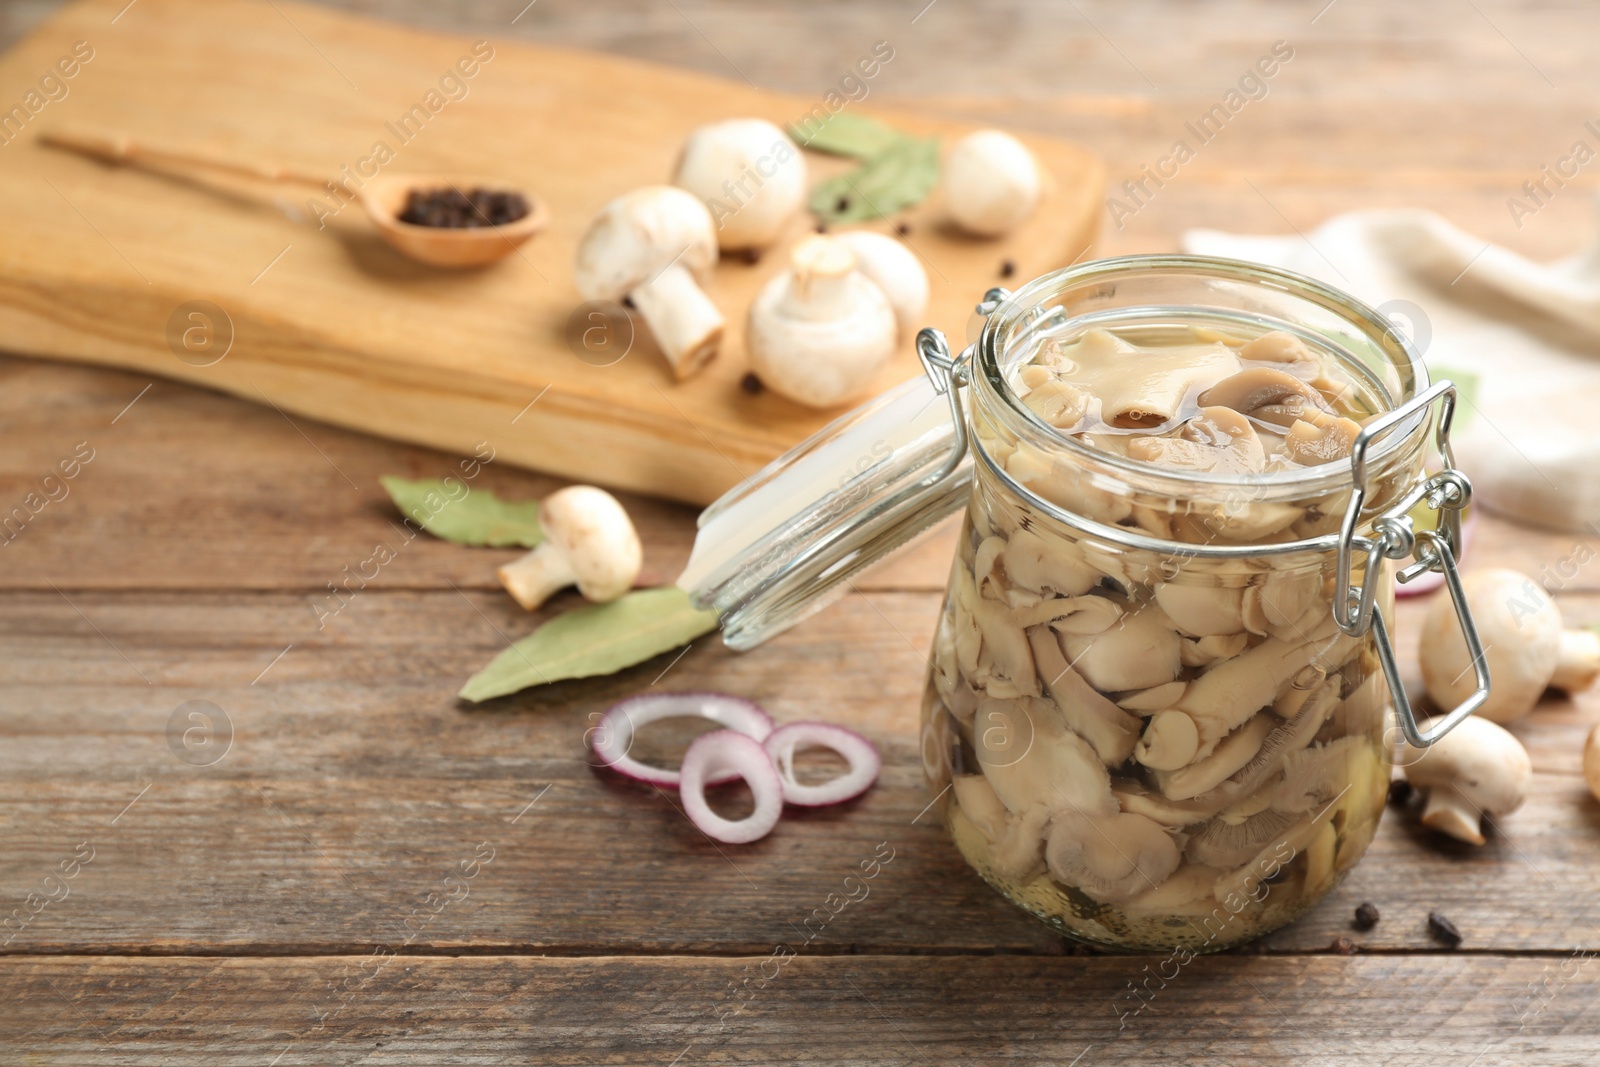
[4,2,1600,1063]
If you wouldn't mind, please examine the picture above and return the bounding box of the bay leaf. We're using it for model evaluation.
[380,476,543,548]
[458,587,720,702]
[808,136,941,223]
[789,111,906,159]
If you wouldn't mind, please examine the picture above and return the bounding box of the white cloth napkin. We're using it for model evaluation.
[1184,201,1600,534]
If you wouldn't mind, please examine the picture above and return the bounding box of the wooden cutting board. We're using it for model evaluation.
[0,0,1105,506]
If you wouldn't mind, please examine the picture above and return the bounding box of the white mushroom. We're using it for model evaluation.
[1402,714,1531,845]
[1154,582,1245,637]
[1045,811,1180,904]
[1420,567,1600,723]
[672,118,806,251]
[573,186,724,379]
[496,486,641,611]
[1060,607,1182,692]
[1584,723,1600,804]
[1027,627,1141,767]
[973,697,1116,818]
[943,129,1041,238]
[835,231,929,336]
[746,234,898,408]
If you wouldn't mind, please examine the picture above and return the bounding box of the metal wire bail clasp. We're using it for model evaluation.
[914,287,1010,481]
[1333,379,1488,747]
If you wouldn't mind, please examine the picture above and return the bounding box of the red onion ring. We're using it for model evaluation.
[763,721,881,807]
[679,730,784,844]
[591,692,773,787]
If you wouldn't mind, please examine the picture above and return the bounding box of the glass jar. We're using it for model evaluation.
[682,255,1487,953]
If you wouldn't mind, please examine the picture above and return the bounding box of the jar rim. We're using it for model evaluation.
[974,253,1430,496]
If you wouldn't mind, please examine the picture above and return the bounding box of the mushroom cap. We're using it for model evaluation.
[1404,714,1531,821]
[1584,723,1600,804]
[573,186,718,302]
[673,119,806,251]
[1420,567,1561,723]
[834,231,930,335]
[1045,810,1180,903]
[943,129,1041,237]
[746,234,898,407]
[536,485,642,602]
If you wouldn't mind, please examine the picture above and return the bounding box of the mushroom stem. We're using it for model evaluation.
[497,544,578,612]
[628,263,724,379]
[1552,629,1600,693]
[1419,785,1486,846]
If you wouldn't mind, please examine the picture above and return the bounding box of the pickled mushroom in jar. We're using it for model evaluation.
[1012,327,1377,470]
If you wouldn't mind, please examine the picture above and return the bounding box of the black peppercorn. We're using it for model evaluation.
[397,186,530,229]
[740,373,763,395]
[999,259,1016,278]
[1387,779,1413,807]
[1428,911,1464,948]
[1353,902,1380,931]
[895,222,911,237]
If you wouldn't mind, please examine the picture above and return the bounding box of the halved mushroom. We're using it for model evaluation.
[1061,607,1183,692]
[1028,627,1141,766]
[1045,810,1181,904]
[1126,406,1266,474]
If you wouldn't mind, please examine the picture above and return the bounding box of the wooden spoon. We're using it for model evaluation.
[38,126,549,268]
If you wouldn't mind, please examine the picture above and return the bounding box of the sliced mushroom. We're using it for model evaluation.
[1187,807,1299,869]
[1198,367,1331,429]
[951,772,1008,843]
[1027,627,1141,767]
[1180,632,1250,669]
[1284,415,1362,465]
[1154,582,1245,637]
[1013,594,1124,634]
[1239,330,1317,365]
[1134,710,1202,771]
[971,596,1040,697]
[1020,379,1092,431]
[1118,680,1189,713]
[1061,608,1183,692]
[1154,712,1277,801]
[1177,622,1357,742]
[1126,406,1266,474]
[1045,811,1181,904]
[1122,862,1232,917]
[1000,527,1101,597]
[1059,329,1241,429]
[973,697,1117,818]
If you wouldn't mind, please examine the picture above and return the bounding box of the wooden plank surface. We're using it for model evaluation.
[0,0,1103,507]
[5,0,1600,1064]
